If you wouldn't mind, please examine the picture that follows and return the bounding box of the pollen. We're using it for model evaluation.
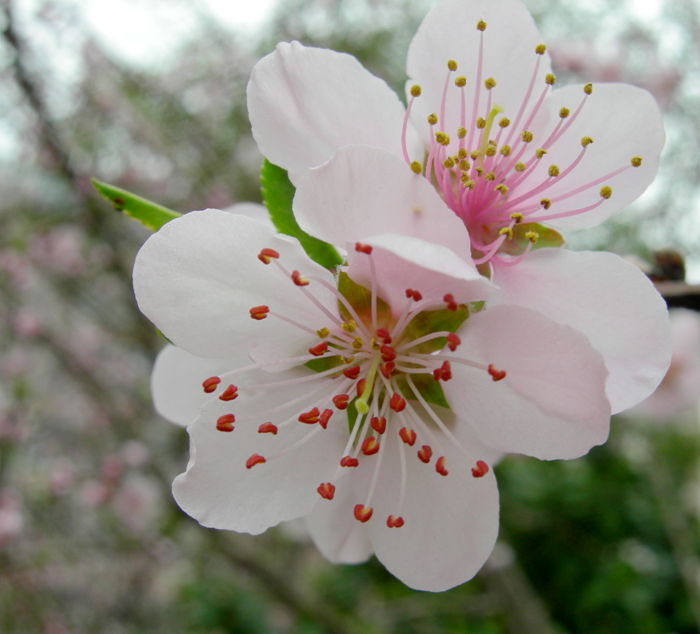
[457,126,467,138]
[455,76,467,87]
[410,161,423,174]
[341,319,357,333]
[600,186,613,199]
[514,162,526,172]
[521,130,534,143]
[476,117,487,129]
[548,165,560,178]
[435,131,451,146]
[584,83,593,95]
[581,136,594,147]
[476,19,487,31]
[499,117,510,128]
[484,77,496,90]
[631,156,642,167]
[498,227,513,240]
[495,184,508,195]
[427,113,438,125]
[545,73,556,86]
[525,231,539,243]
[535,148,547,159]
[510,212,523,223]
[447,59,458,71]
[443,157,455,168]
[500,145,511,156]
[535,43,546,54]
[410,84,422,97]
[540,198,551,209]
[559,107,570,118]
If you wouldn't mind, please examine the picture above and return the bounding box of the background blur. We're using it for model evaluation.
[1,0,699,632]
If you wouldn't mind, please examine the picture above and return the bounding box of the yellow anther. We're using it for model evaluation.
[525,231,539,243]
[474,167,484,176]
[514,162,526,172]
[470,150,481,160]
[341,319,357,333]
[443,157,455,168]
[498,226,514,240]
[485,171,496,181]
[496,184,508,195]
[342,355,355,364]
[458,148,468,159]
[370,337,380,350]
[521,130,534,143]
[535,44,547,55]
[584,83,593,95]
[545,73,556,86]
[499,117,510,128]
[459,159,470,170]
[410,85,422,98]
[485,77,496,90]
[352,337,364,350]
[485,145,496,157]
[435,131,451,146]
[548,165,560,177]
[600,186,612,199]
[316,327,330,338]
[447,59,458,71]
[427,113,438,125]
[410,161,423,174]
[500,145,511,156]
[457,126,467,139]
[476,117,487,129]
[477,19,487,31]
[462,179,475,190]
[455,76,467,87]
[535,148,547,159]
[510,212,523,223]
[631,156,643,167]
[559,107,570,119]
[581,136,593,147]
[540,199,551,209]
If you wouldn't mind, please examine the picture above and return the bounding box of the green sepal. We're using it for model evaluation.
[260,160,342,269]
[91,179,181,231]
[500,222,565,255]
[336,272,391,329]
[395,373,450,409]
[304,356,343,373]
[403,304,469,354]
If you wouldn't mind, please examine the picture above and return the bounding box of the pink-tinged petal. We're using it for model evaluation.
[444,305,610,460]
[491,249,671,414]
[364,421,499,592]
[406,0,551,150]
[151,345,242,427]
[347,234,493,313]
[173,369,346,534]
[293,146,471,256]
[306,479,373,565]
[133,209,336,359]
[248,42,418,181]
[521,84,664,230]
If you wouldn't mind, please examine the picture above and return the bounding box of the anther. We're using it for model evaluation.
[258,422,278,434]
[202,376,221,393]
[487,364,506,381]
[433,360,452,382]
[435,132,450,146]
[484,77,496,90]
[257,248,280,264]
[362,436,380,456]
[380,344,396,362]
[499,117,510,128]
[386,515,405,528]
[380,362,395,379]
[246,454,266,469]
[219,384,239,401]
[341,320,357,333]
[308,341,328,357]
[545,73,556,85]
[340,456,359,468]
[510,212,523,223]
[521,131,534,143]
[515,162,526,172]
[447,59,458,71]
[455,76,466,87]
[410,161,423,174]
[249,305,270,320]
[535,44,546,55]
[319,409,333,429]
[410,84,422,97]
[399,427,417,446]
[343,366,361,379]
[332,394,349,410]
[390,393,406,413]
[417,445,433,464]
[458,148,468,159]
[371,416,387,434]
[352,337,364,350]
[356,378,367,398]
[471,460,490,478]
[476,19,487,31]
[435,456,449,476]
[376,328,392,342]
[355,242,373,254]
[584,83,593,95]
[559,107,570,118]
[540,198,551,209]
[298,407,320,424]
[216,414,235,432]
[630,156,642,167]
[498,226,513,240]
[581,136,593,147]
[427,113,438,125]
[446,333,461,351]
[548,165,560,178]
[405,288,422,301]
[476,117,487,129]
[354,504,373,523]
[316,327,330,338]
[525,231,539,244]
[317,483,335,500]
[600,186,613,199]
[535,148,547,159]
[291,270,309,286]
[500,145,511,156]
[495,184,508,195]
[443,157,455,168]
[444,293,458,311]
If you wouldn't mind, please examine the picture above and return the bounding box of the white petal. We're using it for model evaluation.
[294,146,471,257]
[133,209,336,358]
[407,0,551,152]
[491,249,671,413]
[443,305,611,459]
[222,202,275,231]
[173,369,347,534]
[521,84,664,230]
[248,42,418,181]
[151,345,242,427]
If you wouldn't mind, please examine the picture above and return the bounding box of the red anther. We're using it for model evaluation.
[219,384,239,401]
[355,242,373,254]
[380,344,396,362]
[386,515,405,528]
[443,294,458,311]
[356,378,367,397]
[319,409,333,429]
[380,362,395,379]
[317,482,336,500]
[376,328,392,343]
[308,341,329,357]
[216,414,235,432]
[246,453,266,469]
[390,392,406,412]
[354,504,373,523]
[433,360,452,382]
[298,407,320,424]
[202,376,221,393]
[343,366,361,379]
[370,416,387,434]
[446,332,461,351]
[291,270,310,286]
[435,456,448,476]
[405,288,422,301]
[258,422,278,434]
[361,436,380,456]
[487,364,507,381]
[250,305,270,320]
[399,427,417,446]
[332,394,349,410]
[417,444,433,464]
[257,248,280,264]
[471,460,490,478]
[340,456,359,468]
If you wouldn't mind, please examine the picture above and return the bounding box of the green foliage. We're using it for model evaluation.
[260,160,343,269]
[403,304,469,354]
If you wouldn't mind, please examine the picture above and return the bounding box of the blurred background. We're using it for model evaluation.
[1,0,699,632]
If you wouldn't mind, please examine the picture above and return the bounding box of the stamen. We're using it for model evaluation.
[258,422,278,434]
[354,504,373,523]
[399,427,417,446]
[435,456,449,476]
[246,454,266,469]
[216,414,235,432]
[371,416,387,434]
[317,482,335,500]
[249,305,270,320]
[219,384,239,401]
[257,248,280,264]
[386,515,405,528]
[487,364,507,381]
[471,460,490,478]
[417,444,433,464]
[202,376,221,393]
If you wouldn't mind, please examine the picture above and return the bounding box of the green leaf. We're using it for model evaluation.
[260,160,342,269]
[396,373,450,409]
[92,179,181,231]
[403,305,470,354]
[304,356,343,373]
[500,222,565,255]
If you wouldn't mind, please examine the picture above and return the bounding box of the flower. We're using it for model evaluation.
[134,185,613,590]
[247,0,670,413]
